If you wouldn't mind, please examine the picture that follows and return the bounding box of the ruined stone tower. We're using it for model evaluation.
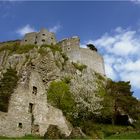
[20,28,56,46]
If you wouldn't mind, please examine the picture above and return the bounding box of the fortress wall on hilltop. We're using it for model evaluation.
[58,37,105,75]
[67,48,105,75]
[20,29,105,75]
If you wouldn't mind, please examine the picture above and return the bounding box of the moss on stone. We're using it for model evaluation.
[0,43,37,54]
[72,62,87,72]
[40,44,62,54]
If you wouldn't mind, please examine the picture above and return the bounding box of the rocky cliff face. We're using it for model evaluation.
[0,43,106,138]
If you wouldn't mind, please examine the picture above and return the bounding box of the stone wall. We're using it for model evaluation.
[20,29,57,46]
[20,32,37,46]
[0,71,71,137]
[57,36,80,52]
[69,48,105,75]
[58,37,105,75]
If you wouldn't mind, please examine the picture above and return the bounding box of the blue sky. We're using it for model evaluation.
[0,1,140,98]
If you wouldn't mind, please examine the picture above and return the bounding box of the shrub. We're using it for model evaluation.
[0,43,37,54]
[40,44,62,54]
[0,42,19,54]
[16,44,37,54]
[72,62,87,72]
[0,68,19,112]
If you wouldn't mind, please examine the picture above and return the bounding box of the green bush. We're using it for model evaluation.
[0,68,19,112]
[0,43,37,54]
[0,42,19,53]
[15,44,37,54]
[40,44,62,54]
[47,81,75,115]
[72,62,87,72]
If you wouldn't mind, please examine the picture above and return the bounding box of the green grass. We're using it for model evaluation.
[106,132,140,139]
[0,135,42,139]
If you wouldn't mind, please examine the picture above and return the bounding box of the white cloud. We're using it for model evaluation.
[105,64,117,80]
[94,29,140,57]
[130,0,140,4]
[81,27,140,91]
[16,24,36,36]
[120,71,140,89]
[49,24,61,33]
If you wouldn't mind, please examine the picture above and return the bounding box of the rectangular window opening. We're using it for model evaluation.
[32,86,37,95]
[29,103,34,113]
[18,123,22,128]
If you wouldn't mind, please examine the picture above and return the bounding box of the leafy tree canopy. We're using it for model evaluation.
[87,44,98,52]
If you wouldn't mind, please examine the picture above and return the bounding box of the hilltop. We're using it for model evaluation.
[0,29,140,139]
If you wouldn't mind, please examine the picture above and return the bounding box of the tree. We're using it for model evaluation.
[47,81,75,114]
[105,80,139,124]
[87,44,98,52]
[0,68,18,112]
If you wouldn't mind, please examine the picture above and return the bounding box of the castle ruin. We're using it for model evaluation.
[0,71,71,137]
[0,28,105,138]
[21,28,105,75]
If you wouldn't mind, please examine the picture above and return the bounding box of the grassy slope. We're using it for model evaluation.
[0,135,42,139]
[106,132,140,139]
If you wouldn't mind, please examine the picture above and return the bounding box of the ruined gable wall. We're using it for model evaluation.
[0,70,71,137]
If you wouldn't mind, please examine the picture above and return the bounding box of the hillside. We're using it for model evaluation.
[0,40,140,139]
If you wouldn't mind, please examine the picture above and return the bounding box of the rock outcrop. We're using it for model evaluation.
[0,42,106,138]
